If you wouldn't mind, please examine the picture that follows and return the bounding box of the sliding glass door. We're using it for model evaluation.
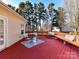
[0,18,6,51]
[0,20,4,45]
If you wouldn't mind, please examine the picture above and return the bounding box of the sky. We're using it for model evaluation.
[1,0,63,9]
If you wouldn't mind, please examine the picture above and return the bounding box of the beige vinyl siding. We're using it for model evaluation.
[0,4,26,47]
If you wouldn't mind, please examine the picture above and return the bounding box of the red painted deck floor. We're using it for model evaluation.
[0,36,79,59]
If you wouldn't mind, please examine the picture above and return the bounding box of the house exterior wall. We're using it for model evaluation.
[0,4,26,47]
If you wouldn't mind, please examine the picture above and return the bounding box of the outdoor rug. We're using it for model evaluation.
[21,39,45,48]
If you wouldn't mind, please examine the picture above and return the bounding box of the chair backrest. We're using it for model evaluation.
[33,32,37,36]
[64,35,76,41]
[24,33,28,37]
[48,32,55,35]
[52,27,60,32]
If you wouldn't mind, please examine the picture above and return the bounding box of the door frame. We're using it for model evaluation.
[0,15,8,50]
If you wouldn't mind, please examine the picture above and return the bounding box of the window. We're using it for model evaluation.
[21,24,24,34]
